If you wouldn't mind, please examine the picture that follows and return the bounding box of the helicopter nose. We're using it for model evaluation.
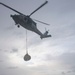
[10,15,14,17]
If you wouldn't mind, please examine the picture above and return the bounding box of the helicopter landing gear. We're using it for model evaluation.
[17,25,20,28]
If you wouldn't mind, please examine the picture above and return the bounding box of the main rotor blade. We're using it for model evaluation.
[33,19,50,25]
[0,2,24,15]
[29,1,48,16]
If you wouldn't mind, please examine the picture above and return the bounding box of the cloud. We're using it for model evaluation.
[10,48,18,53]
[0,0,75,75]
[0,49,2,51]
[0,60,3,62]
[41,51,75,75]
[44,54,53,61]
[7,66,18,69]
[58,52,75,66]
[56,52,75,75]
[61,72,65,75]
[5,25,15,31]
[61,70,75,75]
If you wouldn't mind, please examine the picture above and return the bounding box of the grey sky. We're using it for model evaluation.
[0,0,75,75]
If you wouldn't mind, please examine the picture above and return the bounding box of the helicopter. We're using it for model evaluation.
[0,1,51,39]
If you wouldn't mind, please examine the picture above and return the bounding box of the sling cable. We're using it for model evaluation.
[24,29,31,61]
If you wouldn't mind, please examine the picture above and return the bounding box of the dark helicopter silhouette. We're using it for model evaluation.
[0,1,51,39]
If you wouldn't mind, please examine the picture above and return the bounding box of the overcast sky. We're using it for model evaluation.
[0,0,75,75]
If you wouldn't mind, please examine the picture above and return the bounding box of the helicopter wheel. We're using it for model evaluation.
[17,25,20,28]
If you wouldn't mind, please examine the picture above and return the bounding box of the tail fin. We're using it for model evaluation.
[40,31,52,39]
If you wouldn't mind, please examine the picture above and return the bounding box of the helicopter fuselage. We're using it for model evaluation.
[0,1,51,39]
[11,14,43,36]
